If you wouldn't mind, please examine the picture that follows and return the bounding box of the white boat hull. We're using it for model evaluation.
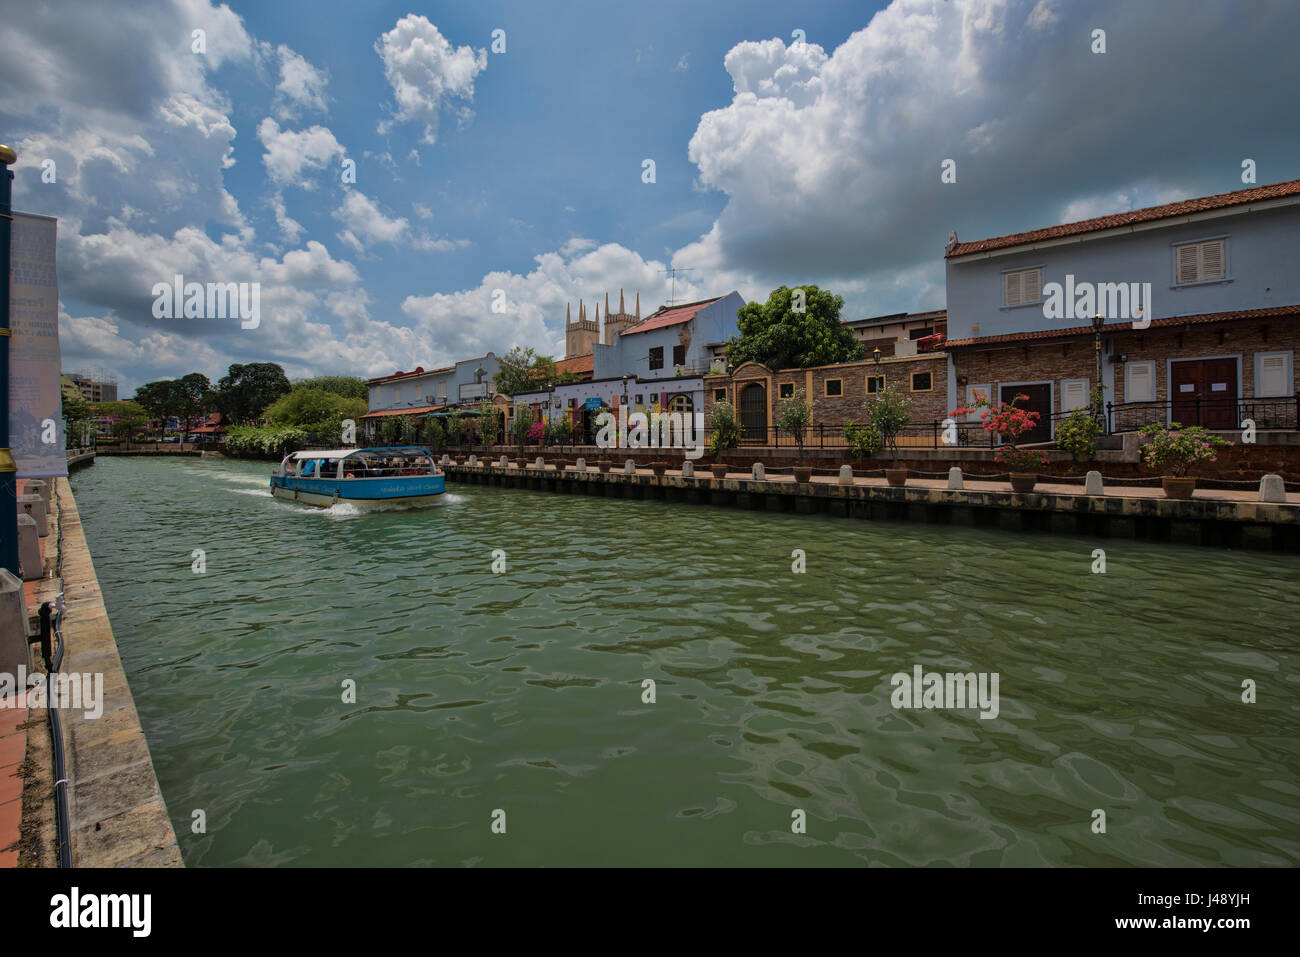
[270,485,445,509]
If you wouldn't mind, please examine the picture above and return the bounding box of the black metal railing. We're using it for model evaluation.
[1104,394,1299,433]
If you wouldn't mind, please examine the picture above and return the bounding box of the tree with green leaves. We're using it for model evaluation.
[492,346,575,396]
[133,379,182,432]
[727,285,863,370]
[423,415,446,451]
[263,386,367,439]
[379,416,401,444]
[866,385,913,466]
[174,373,212,441]
[511,409,533,458]
[445,411,466,447]
[102,400,149,450]
[293,375,368,399]
[61,390,92,448]
[476,404,502,448]
[776,388,813,466]
[212,362,291,425]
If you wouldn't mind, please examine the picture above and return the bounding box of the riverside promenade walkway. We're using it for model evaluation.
[440,459,1300,552]
[3,463,181,868]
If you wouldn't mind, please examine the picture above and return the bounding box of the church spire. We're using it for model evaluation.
[635,291,640,320]
[566,302,571,325]
[619,288,625,314]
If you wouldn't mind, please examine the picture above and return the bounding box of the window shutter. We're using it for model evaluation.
[1200,240,1225,281]
[1062,379,1088,411]
[1128,363,1154,403]
[1004,270,1021,306]
[1176,244,1200,284]
[1026,268,1042,302]
[1259,354,1288,396]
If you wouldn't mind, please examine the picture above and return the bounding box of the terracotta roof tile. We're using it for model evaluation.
[947,179,1300,258]
[943,305,1300,349]
[555,354,594,375]
[620,296,723,335]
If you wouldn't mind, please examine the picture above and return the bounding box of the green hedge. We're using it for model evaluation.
[224,425,310,459]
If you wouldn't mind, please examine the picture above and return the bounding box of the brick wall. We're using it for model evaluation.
[704,355,949,428]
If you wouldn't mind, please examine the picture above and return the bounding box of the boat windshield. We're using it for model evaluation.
[338,449,436,478]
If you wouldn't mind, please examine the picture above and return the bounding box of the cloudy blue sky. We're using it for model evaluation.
[3,0,1298,393]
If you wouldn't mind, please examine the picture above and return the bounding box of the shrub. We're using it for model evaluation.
[1138,422,1231,476]
[512,411,533,456]
[224,425,310,458]
[707,401,743,456]
[423,416,445,450]
[476,406,501,448]
[776,388,813,464]
[867,385,913,465]
[843,421,883,458]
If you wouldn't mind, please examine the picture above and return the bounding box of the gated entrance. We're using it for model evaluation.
[739,382,767,445]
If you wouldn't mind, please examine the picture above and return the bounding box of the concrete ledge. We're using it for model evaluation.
[54,478,183,867]
[441,465,1300,551]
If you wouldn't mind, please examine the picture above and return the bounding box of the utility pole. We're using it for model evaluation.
[0,144,17,575]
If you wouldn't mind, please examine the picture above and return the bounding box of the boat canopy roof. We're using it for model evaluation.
[288,446,432,461]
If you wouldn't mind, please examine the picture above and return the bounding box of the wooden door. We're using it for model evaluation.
[1171,359,1238,428]
[1000,383,1052,444]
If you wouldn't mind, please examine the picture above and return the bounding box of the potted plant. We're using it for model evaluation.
[445,410,466,451]
[597,457,612,473]
[868,385,913,486]
[528,420,547,461]
[1138,422,1230,498]
[706,400,742,479]
[649,460,669,476]
[1056,387,1104,469]
[954,390,1045,492]
[777,388,814,482]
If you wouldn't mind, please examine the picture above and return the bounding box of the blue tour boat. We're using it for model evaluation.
[270,446,445,508]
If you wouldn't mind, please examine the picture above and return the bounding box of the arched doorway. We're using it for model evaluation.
[739,382,767,445]
[668,393,693,415]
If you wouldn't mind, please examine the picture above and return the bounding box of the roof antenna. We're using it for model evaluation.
[662,266,697,306]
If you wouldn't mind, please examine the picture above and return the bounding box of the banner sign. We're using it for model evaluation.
[584,397,602,410]
[8,212,65,478]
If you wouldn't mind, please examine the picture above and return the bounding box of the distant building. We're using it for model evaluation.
[362,352,504,438]
[844,309,947,359]
[67,372,117,402]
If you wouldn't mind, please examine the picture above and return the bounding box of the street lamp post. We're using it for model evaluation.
[0,144,17,576]
[1092,312,1105,423]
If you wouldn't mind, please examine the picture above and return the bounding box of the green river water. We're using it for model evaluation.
[71,455,1299,867]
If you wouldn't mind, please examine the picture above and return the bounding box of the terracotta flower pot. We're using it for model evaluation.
[793,466,813,483]
[885,468,907,487]
[1009,472,1037,493]
[1162,475,1197,498]
[513,457,526,468]
[650,461,668,476]
[597,459,612,473]
[552,459,568,471]
[710,464,729,479]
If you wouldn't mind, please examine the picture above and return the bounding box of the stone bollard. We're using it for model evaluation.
[534,457,545,469]
[752,462,765,481]
[624,459,636,475]
[499,455,508,468]
[1259,473,1286,503]
[16,514,41,582]
[440,454,450,466]
[467,454,478,466]
[27,479,51,510]
[1084,470,1104,496]
[947,467,963,490]
[681,460,694,479]
[0,569,29,676]
[18,494,48,537]
[576,457,586,471]
[838,465,853,486]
